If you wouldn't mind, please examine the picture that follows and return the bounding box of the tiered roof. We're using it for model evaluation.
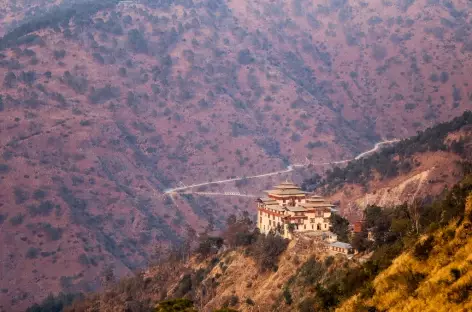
[300,196,335,210]
[259,181,335,214]
[264,181,308,198]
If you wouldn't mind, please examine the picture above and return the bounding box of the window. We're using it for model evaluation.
[310,218,315,223]
[324,224,327,229]
[304,225,306,229]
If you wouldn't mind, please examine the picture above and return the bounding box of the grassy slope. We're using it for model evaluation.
[338,194,472,312]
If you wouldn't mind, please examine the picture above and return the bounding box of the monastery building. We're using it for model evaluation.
[257,181,336,239]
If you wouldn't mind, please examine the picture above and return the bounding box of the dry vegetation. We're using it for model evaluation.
[338,195,472,312]
[1,0,472,310]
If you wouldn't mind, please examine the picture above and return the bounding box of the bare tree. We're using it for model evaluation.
[408,198,424,235]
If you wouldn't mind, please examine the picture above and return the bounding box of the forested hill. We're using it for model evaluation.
[303,110,472,194]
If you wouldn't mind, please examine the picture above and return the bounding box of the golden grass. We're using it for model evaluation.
[338,195,472,312]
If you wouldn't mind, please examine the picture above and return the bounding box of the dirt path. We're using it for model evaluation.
[164,139,399,195]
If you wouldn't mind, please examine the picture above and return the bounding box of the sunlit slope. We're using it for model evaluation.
[338,193,472,312]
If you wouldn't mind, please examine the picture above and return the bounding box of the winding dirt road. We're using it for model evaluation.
[164,139,399,195]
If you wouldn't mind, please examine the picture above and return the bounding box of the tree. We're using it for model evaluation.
[26,292,82,312]
[407,199,424,235]
[329,214,350,242]
[127,29,148,54]
[351,232,370,252]
[223,212,255,247]
[4,72,17,88]
[237,49,254,64]
[155,298,197,312]
[196,236,223,257]
[249,233,289,272]
[183,225,197,262]
[102,265,115,288]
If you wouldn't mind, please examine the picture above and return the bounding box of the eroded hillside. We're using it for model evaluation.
[1,0,472,310]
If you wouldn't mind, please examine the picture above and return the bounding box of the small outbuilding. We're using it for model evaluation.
[329,242,354,255]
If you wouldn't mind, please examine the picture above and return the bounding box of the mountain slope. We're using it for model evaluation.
[61,175,472,312]
[338,194,472,312]
[1,0,472,310]
[301,111,472,221]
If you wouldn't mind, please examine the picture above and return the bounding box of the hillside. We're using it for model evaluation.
[338,194,472,312]
[51,174,472,312]
[1,0,472,310]
[301,111,472,221]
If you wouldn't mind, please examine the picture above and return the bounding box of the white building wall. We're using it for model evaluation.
[258,205,333,239]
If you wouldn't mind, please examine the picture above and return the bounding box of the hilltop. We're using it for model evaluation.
[1,0,472,310]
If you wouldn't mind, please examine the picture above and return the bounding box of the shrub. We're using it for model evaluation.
[283,287,293,305]
[92,52,104,64]
[33,189,47,200]
[174,274,192,297]
[196,236,224,257]
[305,141,325,149]
[21,71,37,85]
[228,295,239,306]
[0,163,9,173]
[14,187,29,204]
[88,85,120,104]
[372,44,387,61]
[127,29,148,53]
[78,254,90,266]
[40,223,63,240]
[298,297,316,312]
[63,71,88,94]
[155,299,196,312]
[450,268,461,281]
[79,120,91,126]
[10,213,24,226]
[53,50,66,60]
[440,71,449,83]
[26,247,40,259]
[404,103,416,110]
[413,235,434,260]
[299,257,324,285]
[118,67,127,77]
[237,49,254,64]
[4,72,17,88]
[28,201,54,216]
[223,213,256,247]
[25,292,82,312]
